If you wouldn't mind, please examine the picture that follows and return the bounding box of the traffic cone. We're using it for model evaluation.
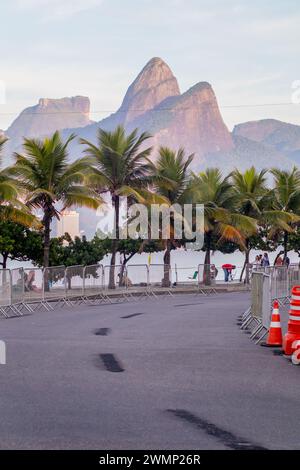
[261,300,283,347]
[283,286,300,356]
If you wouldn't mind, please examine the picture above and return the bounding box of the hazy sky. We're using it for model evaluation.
[1,0,300,130]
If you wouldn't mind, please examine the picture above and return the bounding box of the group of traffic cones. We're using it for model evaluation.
[263,286,300,362]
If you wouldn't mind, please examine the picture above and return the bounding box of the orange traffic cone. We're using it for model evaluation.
[283,286,300,355]
[261,300,283,347]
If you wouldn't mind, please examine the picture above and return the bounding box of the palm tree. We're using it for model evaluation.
[270,167,300,260]
[0,136,38,227]
[151,147,194,286]
[192,168,257,284]
[231,167,268,281]
[80,126,153,288]
[12,131,101,268]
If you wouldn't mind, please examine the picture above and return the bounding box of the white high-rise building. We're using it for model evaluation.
[56,210,80,239]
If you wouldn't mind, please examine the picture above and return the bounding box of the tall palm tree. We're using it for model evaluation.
[270,167,300,260]
[231,167,268,281]
[192,168,257,284]
[151,147,194,286]
[80,126,153,288]
[0,136,38,227]
[12,131,101,268]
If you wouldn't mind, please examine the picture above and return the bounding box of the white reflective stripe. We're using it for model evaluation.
[290,305,300,311]
[272,309,279,314]
[292,295,300,300]
[270,322,281,328]
[289,315,300,321]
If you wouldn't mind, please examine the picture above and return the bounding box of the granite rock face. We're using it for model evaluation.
[6,96,91,151]
[129,81,233,165]
[3,59,298,173]
[118,57,180,124]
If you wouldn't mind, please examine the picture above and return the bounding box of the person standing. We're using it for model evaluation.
[275,255,283,266]
[261,253,270,267]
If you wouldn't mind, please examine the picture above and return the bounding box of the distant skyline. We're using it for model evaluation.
[1,0,300,130]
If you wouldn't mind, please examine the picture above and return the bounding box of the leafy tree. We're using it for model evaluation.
[102,237,163,285]
[31,234,108,268]
[12,131,101,268]
[0,221,42,268]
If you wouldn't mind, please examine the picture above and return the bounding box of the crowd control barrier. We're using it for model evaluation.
[0,260,255,318]
[242,263,300,344]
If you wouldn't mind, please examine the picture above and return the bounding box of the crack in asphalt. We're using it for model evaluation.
[121,312,145,319]
[167,409,267,450]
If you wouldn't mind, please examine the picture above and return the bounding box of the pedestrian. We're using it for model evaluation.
[285,255,290,267]
[261,253,270,267]
[222,263,235,282]
[253,255,260,267]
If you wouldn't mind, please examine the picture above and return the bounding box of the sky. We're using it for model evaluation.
[0,0,300,130]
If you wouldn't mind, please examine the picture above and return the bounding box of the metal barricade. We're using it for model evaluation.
[126,264,149,298]
[83,264,104,299]
[242,272,271,343]
[197,264,218,294]
[270,266,289,302]
[43,266,66,307]
[148,264,172,296]
[65,265,84,301]
[11,267,24,304]
[288,264,300,292]
[173,265,198,286]
[23,267,44,305]
[0,269,12,317]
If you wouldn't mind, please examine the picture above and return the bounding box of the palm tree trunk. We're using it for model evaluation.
[204,232,211,286]
[109,195,120,289]
[1,253,8,269]
[162,239,171,287]
[42,209,52,292]
[240,239,250,283]
[43,210,51,268]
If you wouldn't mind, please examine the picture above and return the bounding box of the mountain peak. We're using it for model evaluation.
[119,57,180,123]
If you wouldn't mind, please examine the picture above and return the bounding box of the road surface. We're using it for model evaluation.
[0,292,299,449]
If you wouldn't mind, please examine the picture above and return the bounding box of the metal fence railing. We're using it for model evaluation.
[66,265,84,299]
[242,263,300,344]
[0,269,11,309]
[83,264,104,297]
[2,260,299,317]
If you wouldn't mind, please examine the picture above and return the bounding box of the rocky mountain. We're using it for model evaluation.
[3,96,91,164]
[233,119,300,165]
[3,57,299,173]
[127,80,234,167]
[60,57,234,170]
[118,56,180,124]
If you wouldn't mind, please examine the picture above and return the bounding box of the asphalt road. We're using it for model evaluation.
[0,292,299,450]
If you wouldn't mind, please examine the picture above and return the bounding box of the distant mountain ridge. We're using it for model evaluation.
[233,119,300,165]
[2,57,300,172]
